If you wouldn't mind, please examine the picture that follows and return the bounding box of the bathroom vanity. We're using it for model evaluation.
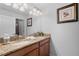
[0,35,50,56]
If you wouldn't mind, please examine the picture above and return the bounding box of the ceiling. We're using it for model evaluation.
[0,3,70,17]
[0,3,43,16]
[31,3,70,14]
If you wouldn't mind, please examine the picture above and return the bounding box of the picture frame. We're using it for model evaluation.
[27,18,32,26]
[57,3,78,24]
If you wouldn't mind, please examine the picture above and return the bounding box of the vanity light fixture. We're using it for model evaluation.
[29,7,43,16]
[3,3,43,16]
[3,3,28,12]
[12,3,25,12]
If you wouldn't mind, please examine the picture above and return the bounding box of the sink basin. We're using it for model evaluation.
[7,36,36,45]
[24,36,36,41]
[1,36,36,46]
[11,41,30,46]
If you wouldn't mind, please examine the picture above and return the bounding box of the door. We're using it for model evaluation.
[16,19,19,35]
[18,20,24,35]
[25,49,39,56]
[40,43,49,56]
[16,19,24,35]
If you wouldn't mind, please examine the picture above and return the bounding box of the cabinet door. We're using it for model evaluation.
[40,43,49,56]
[26,49,39,56]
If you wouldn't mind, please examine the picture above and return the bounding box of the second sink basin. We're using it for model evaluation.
[24,36,36,41]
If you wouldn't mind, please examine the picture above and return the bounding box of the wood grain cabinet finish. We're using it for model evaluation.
[6,43,39,56]
[25,49,39,56]
[40,43,49,56]
[39,38,50,56]
[6,37,50,56]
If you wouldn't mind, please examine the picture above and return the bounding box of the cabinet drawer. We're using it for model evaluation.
[40,38,50,46]
[6,43,39,56]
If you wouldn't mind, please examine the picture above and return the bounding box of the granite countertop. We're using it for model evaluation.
[0,35,50,56]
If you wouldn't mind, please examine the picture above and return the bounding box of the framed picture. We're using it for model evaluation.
[57,3,78,24]
[27,18,32,26]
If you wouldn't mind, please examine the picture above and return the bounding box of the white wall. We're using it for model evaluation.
[27,3,79,56]
[0,4,28,36]
[27,16,41,35]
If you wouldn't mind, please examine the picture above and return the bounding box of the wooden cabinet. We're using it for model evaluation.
[6,37,50,56]
[40,38,50,56]
[40,43,49,56]
[26,49,39,56]
[6,43,39,56]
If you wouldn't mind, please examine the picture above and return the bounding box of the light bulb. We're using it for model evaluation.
[37,10,40,14]
[33,8,37,12]
[29,11,33,15]
[23,3,28,9]
[39,12,42,15]
[13,3,19,9]
[19,7,25,12]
